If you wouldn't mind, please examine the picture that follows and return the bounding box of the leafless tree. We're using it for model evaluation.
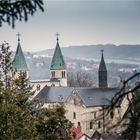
[68,70,96,87]
[107,72,140,140]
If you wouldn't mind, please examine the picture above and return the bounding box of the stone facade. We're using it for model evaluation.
[39,88,130,134]
[50,69,67,87]
[13,33,130,136]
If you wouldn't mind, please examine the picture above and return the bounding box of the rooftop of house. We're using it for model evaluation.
[34,86,119,107]
[34,86,74,103]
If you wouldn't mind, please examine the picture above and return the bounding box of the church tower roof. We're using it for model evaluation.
[13,33,28,71]
[50,33,66,70]
[99,49,107,72]
[98,49,108,88]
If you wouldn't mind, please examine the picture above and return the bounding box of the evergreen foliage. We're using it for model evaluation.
[0,42,37,139]
[0,42,73,140]
[36,104,73,140]
[0,0,44,28]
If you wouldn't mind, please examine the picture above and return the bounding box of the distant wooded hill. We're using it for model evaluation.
[35,44,140,60]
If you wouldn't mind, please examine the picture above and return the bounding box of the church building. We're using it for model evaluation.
[29,33,67,96]
[12,33,130,135]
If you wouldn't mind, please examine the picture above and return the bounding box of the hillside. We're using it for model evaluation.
[35,44,140,60]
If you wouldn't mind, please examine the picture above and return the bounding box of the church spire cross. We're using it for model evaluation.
[17,32,21,43]
[56,32,60,42]
[101,49,104,55]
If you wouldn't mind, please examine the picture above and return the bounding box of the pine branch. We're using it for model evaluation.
[0,0,44,28]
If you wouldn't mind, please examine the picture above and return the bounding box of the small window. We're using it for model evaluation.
[63,71,65,78]
[98,121,101,128]
[62,71,66,78]
[110,111,114,119]
[78,122,81,127]
[51,71,55,78]
[62,71,63,78]
[90,121,93,129]
[73,112,76,119]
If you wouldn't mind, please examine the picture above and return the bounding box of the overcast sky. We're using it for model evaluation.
[0,0,140,52]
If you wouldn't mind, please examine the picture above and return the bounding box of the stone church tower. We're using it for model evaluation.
[50,33,67,87]
[98,50,107,88]
[13,33,28,78]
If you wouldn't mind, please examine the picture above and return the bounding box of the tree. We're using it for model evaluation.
[68,70,95,87]
[36,105,73,140]
[0,42,38,139]
[108,72,140,140]
[120,88,140,140]
[0,42,73,139]
[0,0,44,28]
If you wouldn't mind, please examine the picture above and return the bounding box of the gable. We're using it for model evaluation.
[66,90,85,107]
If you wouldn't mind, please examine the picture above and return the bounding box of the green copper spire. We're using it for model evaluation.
[13,33,28,71]
[50,33,66,70]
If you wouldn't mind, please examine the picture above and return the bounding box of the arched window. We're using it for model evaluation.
[90,121,93,129]
[63,71,65,78]
[51,71,55,78]
[78,122,81,127]
[73,112,76,119]
[62,71,66,78]
[62,71,63,78]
